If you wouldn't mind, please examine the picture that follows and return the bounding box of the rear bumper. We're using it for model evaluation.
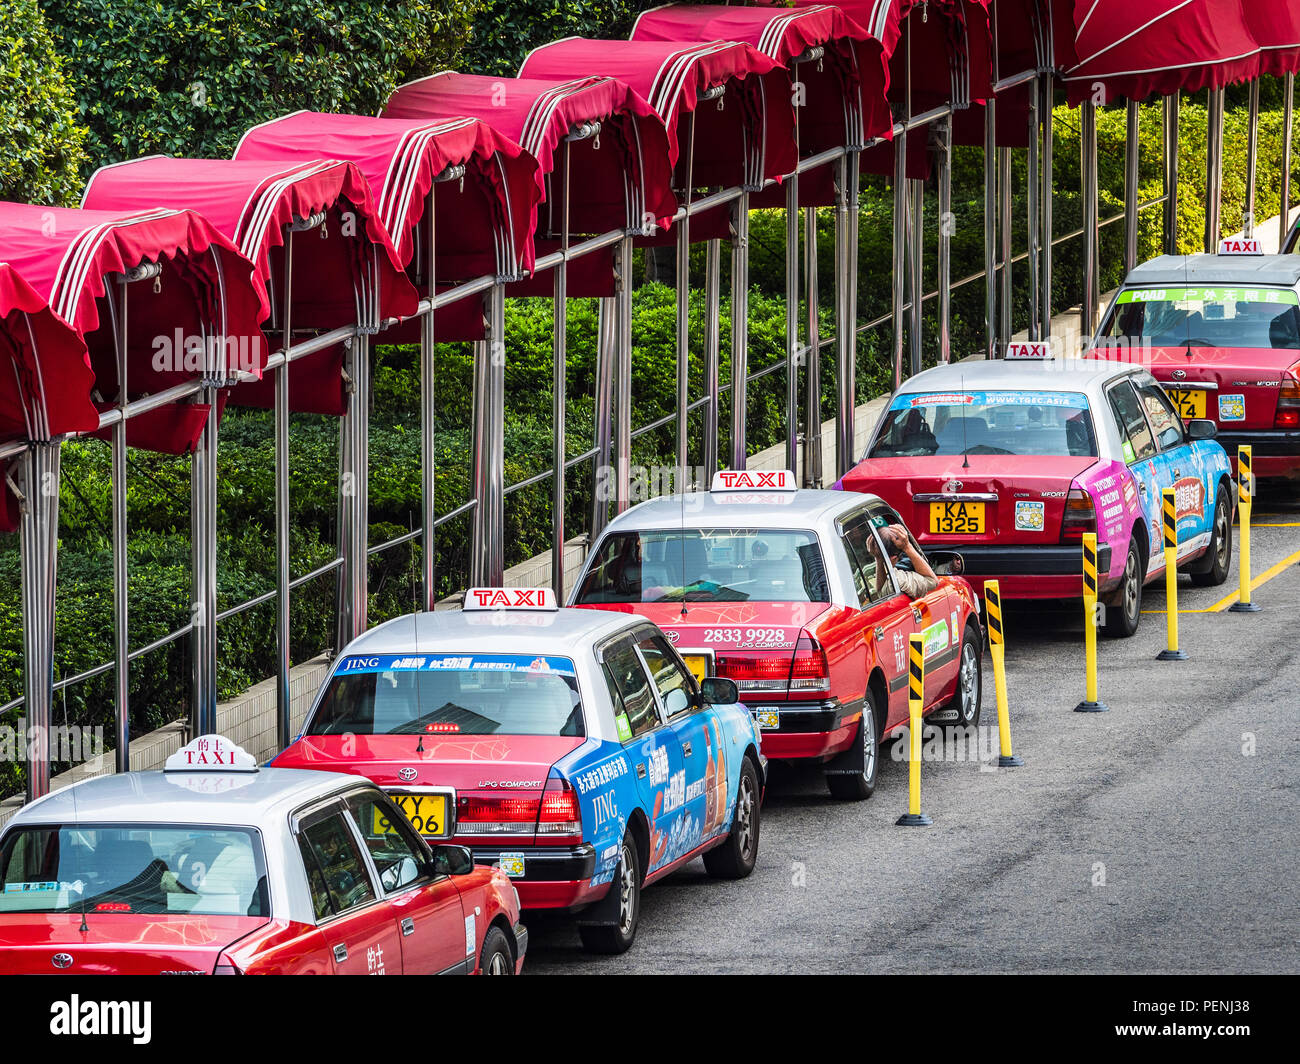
[466,844,602,910]
[1217,429,1300,479]
[948,542,1113,598]
[749,698,860,761]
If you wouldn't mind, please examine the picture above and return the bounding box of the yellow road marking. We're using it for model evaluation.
[1142,547,1300,614]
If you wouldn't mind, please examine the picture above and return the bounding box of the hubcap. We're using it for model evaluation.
[735,775,755,859]
[1215,501,1229,567]
[1124,551,1140,619]
[862,703,877,781]
[617,843,636,936]
[487,951,508,975]
[959,642,978,720]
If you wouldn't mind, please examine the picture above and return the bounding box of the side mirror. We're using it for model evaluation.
[924,550,966,576]
[699,676,739,705]
[430,844,475,877]
[1187,418,1217,440]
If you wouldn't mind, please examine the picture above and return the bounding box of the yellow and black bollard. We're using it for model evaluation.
[1074,532,1109,712]
[896,633,933,826]
[984,581,1023,767]
[1229,445,1262,613]
[1157,488,1188,660]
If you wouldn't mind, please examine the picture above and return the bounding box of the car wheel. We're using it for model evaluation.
[1104,538,1143,638]
[703,756,761,879]
[477,926,514,975]
[942,625,982,727]
[1191,487,1232,587]
[578,835,641,955]
[826,688,880,801]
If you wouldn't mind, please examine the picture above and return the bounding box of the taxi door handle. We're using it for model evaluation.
[682,741,693,757]
[401,917,415,937]
[1139,481,1148,493]
[333,943,348,963]
[636,763,647,779]
[1172,469,1181,479]
[912,607,923,623]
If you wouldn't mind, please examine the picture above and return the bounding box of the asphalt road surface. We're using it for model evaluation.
[525,493,1300,973]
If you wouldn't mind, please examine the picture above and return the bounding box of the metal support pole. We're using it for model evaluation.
[109,277,130,770]
[470,285,506,585]
[999,145,1012,345]
[803,207,822,486]
[591,298,615,538]
[984,96,998,357]
[1282,74,1294,250]
[729,194,751,469]
[190,392,219,736]
[908,177,924,377]
[1124,98,1140,274]
[1246,78,1260,231]
[1027,89,1041,341]
[892,131,908,384]
[420,195,437,611]
[838,151,860,475]
[614,235,633,511]
[1042,76,1054,336]
[937,121,953,361]
[552,147,570,597]
[676,115,695,475]
[1164,93,1180,254]
[1081,98,1099,337]
[703,238,722,478]
[785,174,800,471]
[19,442,60,800]
[337,333,371,640]
[1205,87,1225,252]
[274,233,293,746]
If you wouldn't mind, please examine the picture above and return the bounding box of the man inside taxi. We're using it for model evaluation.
[870,522,939,600]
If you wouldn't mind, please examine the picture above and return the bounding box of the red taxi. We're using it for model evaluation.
[1092,240,1300,482]
[569,471,983,800]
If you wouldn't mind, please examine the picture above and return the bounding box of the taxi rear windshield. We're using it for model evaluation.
[574,529,829,604]
[0,824,268,917]
[309,654,583,737]
[870,390,1097,458]
[1100,286,1300,349]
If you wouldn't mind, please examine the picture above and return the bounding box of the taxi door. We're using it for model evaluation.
[342,793,469,975]
[1133,376,1216,559]
[1106,377,1166,575]
[296,808,404,975]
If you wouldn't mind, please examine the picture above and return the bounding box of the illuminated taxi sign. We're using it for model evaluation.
[1218,237,1263,255]
[463,587,559,611]
[164,734,257,773]
[710,469,797,492]
[1005,341,1052,360]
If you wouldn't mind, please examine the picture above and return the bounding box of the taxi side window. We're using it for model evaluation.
[297,813,377,920]
[840,514,890,607]
[344,794,427,895]
[1135,380,1187,450]
[1107,381,1158,463]
[636,633,694,720]
[602,639,661,739]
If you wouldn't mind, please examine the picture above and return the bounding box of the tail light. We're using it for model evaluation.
[1275,375,1300,428]
[715,652,794,694]
[535,777,581,841]
[788,632,831,694]
[456,792,543,835]
[1061,487,1096,540]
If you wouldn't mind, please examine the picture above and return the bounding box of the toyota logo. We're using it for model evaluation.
[664,630,680,644]
[1172,369,1186,380]
[943,479,963,492]
[51,953,73,969]
[397,767,417,782]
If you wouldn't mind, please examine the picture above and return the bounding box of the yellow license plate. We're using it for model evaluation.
[1166,388,1207,419]
[377,794,450,838]
[683,654,708,683]
[929,501,985,534]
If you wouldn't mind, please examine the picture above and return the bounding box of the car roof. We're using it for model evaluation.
[1123,253,1300,288]
[601,488,880,532]
[5,767,359,829]
[341,607,643,658]
[894,356,1135,395]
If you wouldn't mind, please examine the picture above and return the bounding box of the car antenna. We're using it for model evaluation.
[69,771,88,933]
[961,374,970,469]
[679,467,689,618]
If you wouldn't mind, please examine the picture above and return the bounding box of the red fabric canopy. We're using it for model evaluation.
[1059,0,1260,104]
[632,3,893,149]
[0,202,265,455]
[234,111,542,282]
[520,38,797,193]
[1243,3,1300,79]
[82,156,417,328]
[384,73,677,238]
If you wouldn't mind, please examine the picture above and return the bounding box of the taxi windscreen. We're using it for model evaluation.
[869,390,1097,458]
[1100,286,1300,349]
[0,825,268,917]
[308,654,583,737]
[574,529,829,604]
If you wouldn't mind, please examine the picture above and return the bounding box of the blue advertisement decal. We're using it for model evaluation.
[334,653,577,675]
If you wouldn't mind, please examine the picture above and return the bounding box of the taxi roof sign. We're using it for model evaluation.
[164,734,258,773]
[1005,341,1053,360]
[464,587,559,611]
[710,469,797,492]
[1218,237,1263,255]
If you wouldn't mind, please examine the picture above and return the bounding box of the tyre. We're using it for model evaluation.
[477,926,514,975]
[578,834,640,954]
[826,688,881,801]
[1190,487,1232,587]
[1104,537,1143,638]
[941,624,982,727]
[703,757,761,879]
